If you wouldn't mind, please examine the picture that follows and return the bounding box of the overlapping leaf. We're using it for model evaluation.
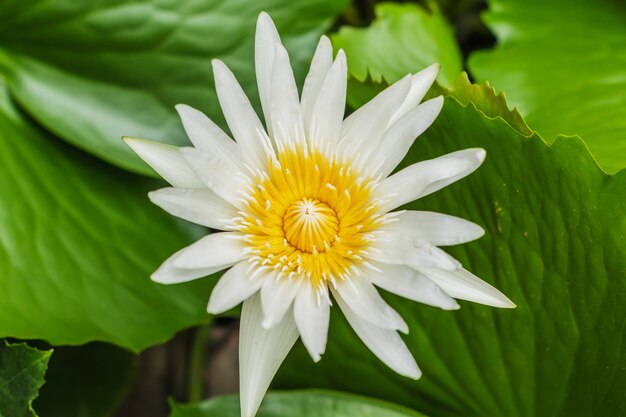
[469,0,626,173]
[276,82,626,416]
[439,73,531,136]
[0,0,348,174]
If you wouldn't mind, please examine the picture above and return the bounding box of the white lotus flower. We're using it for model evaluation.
[125,12,514,417]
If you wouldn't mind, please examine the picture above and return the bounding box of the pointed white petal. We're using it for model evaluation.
[339,76,411,166]
[335,291,421,379]
[180,148,248,208]
[368,263,459,310]
[207,262,263,314]
[152,264,227,284]
[148,187,237,230]
[294,281,330,362]
[172,232,245,269]
[239,293,299,417]
[152,248,234,284]
[255,12,281,132]
[307,50,347,150]
[418,267,516,308]
[376,96,444,177]
[175,104,238,161]
[389,64,440,126]
[301,36,333,133]
[260,273,303,329]
[369,233,461,270]
[376,148,486,212]
[332,277,408,333]
[212,59,268,169]
[123,137,203,188]
[269,43,305,146]
[381,210,484,246]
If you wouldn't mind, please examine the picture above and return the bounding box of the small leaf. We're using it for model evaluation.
[0,341,51,417]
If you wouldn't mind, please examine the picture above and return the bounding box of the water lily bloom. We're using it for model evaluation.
[125,12,514,417]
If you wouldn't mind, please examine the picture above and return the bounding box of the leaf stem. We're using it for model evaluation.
[187,319,213,402]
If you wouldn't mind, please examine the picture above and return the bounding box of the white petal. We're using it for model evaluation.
[269,43,305,146]
[148,187,237,230]
[180,148,248,208]
[339,76,411,166]
[301,36,333,134]
[417,267,516,308]
[175,104,238,163]
[239,293,299,417]
[255,12,281,133]
[307,50,347,150]
[388,64,440,126]
[123,137,203,188]
[152,249,233,284]
[369,233,461,270]
[368,263,459,310]
[376,96,444,177]
[294,281,330,362]
[376,148,486,212]
[212,59,268,169]
[381,210,484,246]
[335,291,421,379]
[207,261,263,314]
[332,277,408,333]
[260,273,303,329]
[173,232,245,269]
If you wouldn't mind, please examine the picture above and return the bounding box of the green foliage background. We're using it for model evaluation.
[0,0,623,416]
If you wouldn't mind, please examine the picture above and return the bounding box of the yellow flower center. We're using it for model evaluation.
[283,198,339,253]
[237,146,383,290]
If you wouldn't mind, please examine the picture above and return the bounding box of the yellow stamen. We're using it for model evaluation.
[237,146,382,288]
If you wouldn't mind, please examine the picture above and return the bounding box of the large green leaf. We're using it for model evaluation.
[332,2,462,108]
[34,343,134,417]
[0,78,212,352]
[170,391,428,417]
[468,0,626,173]
[276,85,626,416]
[0,342,51,417]
[0,0,348,175]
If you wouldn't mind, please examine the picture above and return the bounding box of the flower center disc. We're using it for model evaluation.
[283,198,339,253]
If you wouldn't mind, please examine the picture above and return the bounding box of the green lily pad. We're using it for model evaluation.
[276,81,626,416]
[0,342,51,417]
[332,2,462,108]
[170,391,428,417]
[0,0,348,174]
[0,78,212,352]
[468,0,626,173]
